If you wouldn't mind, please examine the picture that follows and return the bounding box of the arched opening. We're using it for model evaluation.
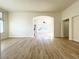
[33,16,54,41]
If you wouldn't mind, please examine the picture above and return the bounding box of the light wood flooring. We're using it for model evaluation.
[1,38,79,59]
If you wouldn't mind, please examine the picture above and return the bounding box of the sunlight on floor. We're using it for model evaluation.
[35,36,54,44]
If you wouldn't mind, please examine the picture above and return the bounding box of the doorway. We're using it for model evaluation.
[33,16,54,40]
[63,19,69,38]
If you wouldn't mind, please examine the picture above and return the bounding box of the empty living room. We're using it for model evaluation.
[0,0,79,59]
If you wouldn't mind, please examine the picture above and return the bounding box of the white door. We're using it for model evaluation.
[33,16,54,40]
[73,16,79,42]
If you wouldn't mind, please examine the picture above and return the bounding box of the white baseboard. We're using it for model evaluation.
[73,39,79,42]
[8,37,33,39]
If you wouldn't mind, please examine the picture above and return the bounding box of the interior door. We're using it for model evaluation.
[73,16,79,42]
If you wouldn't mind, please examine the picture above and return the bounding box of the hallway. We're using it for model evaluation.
[1,38,79,59]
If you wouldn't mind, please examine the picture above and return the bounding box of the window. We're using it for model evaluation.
[0,20,3,33]
[0,12,3,33]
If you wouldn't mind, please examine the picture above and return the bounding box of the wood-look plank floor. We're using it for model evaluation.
[1,38,79,59]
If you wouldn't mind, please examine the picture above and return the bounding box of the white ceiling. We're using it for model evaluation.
[0,0,77,12]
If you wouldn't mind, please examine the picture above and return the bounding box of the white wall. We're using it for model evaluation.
[62,0,79,41]
[62,0,79,19]
[9,12,62,38]
[0,9,9,40]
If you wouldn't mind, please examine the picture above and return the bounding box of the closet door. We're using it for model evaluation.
[73,16,79,42]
